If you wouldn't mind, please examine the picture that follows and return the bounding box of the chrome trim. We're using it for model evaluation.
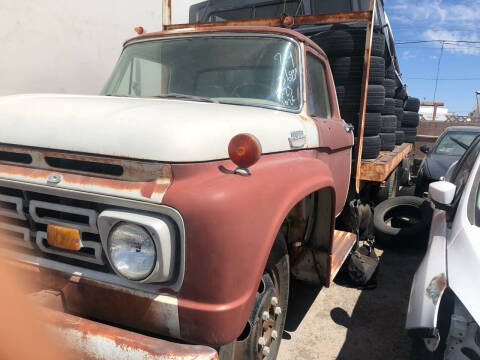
[29,200,98,233]
[117,33,305,114]
[0,194,26,220]
[0,178,186,293]
[0,222,33,249]
[36,231,104,265]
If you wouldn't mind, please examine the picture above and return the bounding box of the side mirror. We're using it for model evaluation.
[420,145,430,154]
[429,181,456,207]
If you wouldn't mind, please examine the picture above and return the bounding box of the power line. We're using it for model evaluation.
[433,41,445,102]
[405,77,480,80]
[397,40,480,44]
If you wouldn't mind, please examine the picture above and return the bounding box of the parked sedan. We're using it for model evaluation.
[415,126,480,196]
[406,134,480,359]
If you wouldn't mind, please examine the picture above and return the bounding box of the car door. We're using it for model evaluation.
[304,48,353,214]
[447,139,480,325]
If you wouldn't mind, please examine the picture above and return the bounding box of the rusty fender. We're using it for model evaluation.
[163,151,336,345]
[40,307,218,360]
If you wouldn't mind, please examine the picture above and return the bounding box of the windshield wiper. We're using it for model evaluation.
[450,137,470,150]
[151,93,219,104]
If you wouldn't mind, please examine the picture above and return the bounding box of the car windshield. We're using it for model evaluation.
[434,131,479,156]
[101,36,301,111]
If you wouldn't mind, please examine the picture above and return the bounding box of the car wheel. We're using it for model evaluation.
[219,233,289,360]
[374,196,433,247]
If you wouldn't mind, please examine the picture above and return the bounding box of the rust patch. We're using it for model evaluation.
[426,273,447,305]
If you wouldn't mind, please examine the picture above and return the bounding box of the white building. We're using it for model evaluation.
[0,0,196,96]
[419,106,450,122]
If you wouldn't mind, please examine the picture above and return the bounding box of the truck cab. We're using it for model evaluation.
[0,26,354,359]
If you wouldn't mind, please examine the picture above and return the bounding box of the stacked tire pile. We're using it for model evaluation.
[380,66,397,151]
[312,27,386,160]
[401,96,421,143]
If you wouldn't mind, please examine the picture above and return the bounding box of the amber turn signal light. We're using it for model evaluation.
[134,26,144,35]
[47,224,82,251]
[282,15,294,27]
[228,134,262,169]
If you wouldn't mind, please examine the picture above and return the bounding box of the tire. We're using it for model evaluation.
[395,107,404,125]
[404,96,420,112]
[402,111,420,127]
[311,29,385,58]
[382,97,395,115]
[336,84,385,112]
[385,64,396,80]
[381,115,396,133]
[402,127,417,143]
[395,86,407,100]
[362,135,381,159]
[374,168,398,203]
[373,196,433,247]
[395,130,405,145]
[394,99,404,108]
[383,78,396,98]
[332,56,385,85]
[380,132,396,151]
[342,112,381,136]
[221,233,289,360]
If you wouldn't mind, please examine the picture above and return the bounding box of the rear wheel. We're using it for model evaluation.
[220,233,289,360]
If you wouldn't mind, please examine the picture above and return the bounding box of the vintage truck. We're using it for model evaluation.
[0,0,413,359]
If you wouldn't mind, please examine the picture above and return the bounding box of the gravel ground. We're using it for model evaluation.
[278,188,424,360]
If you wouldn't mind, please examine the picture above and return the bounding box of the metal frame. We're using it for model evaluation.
[161,0,377,194]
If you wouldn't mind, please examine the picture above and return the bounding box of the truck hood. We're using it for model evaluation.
[0,94,318,162]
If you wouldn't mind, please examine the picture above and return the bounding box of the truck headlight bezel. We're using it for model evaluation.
[98,210,177,284]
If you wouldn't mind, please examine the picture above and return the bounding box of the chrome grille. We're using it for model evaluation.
[0,186,105,266]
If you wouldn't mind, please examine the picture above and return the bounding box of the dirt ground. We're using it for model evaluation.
[278,189,424,360]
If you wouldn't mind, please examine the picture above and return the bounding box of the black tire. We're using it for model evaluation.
[404,96,420,112]
[381,115,397,133]
[402,127,417,143]
[398,157,411,187]
[311,29,385,58]
[336,84,385,113]
[395,86,407,100]
[395,107,404,125]
[382,97,395,115]
[385,64,396,80]
[375,168,398,203]
[332,56,385,85]
[220,233,289,360]
[374,196,433,247]
[395,130,405,145]
[380,132,396,151]
[394,99,404,108]
[362,135,381,159]
[402,111,420,127]
[342,112,381,136]
[383,78,396,98]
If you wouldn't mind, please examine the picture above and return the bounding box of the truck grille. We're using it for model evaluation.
[0,186,108,267]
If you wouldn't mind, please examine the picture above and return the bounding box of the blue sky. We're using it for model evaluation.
[384,0,480,114]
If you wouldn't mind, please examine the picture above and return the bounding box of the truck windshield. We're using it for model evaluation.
[101,36,301,111]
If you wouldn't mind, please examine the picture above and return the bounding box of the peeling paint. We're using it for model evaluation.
[426,273,447,304]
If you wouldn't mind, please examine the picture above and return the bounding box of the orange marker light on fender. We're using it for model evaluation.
[134,26,144,35]
[228,134,262,169]
[282,15,294,27]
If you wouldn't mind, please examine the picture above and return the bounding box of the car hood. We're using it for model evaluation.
[424,153,460,180]
[0,94,319,162]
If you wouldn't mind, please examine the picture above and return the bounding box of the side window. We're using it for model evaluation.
[306,53,331,118]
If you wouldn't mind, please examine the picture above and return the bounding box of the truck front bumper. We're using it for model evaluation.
[38,306,219,360]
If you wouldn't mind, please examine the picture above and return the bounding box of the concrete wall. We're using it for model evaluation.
[0,0,198,96]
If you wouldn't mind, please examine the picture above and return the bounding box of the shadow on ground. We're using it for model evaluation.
[331,248,423,360]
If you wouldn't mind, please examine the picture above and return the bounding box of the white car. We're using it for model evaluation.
[406,135,480,359]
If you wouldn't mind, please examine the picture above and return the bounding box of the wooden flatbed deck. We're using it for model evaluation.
[359,142,413,182]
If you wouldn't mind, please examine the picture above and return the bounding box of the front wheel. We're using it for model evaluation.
[219,233,289,360]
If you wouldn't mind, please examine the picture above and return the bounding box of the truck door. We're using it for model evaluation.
[305,48,353,214]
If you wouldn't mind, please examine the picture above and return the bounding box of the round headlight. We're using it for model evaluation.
[107,222,156,281]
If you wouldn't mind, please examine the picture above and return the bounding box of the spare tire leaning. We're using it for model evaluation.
[374,196,433,247]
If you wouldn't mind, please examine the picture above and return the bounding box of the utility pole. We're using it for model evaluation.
[421,101,445,122]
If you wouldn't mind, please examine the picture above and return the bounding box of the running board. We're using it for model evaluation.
[328,230,357,286]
